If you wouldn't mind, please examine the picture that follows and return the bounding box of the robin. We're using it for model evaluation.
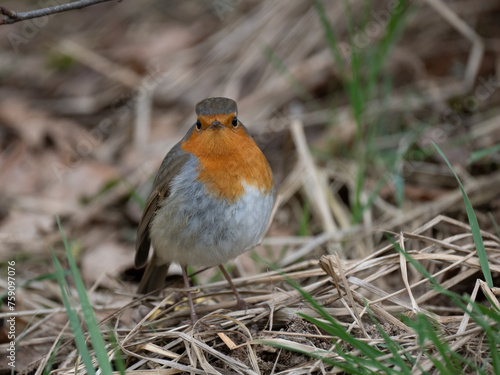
[135,97,275,322]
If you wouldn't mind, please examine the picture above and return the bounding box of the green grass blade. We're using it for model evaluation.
[129,187,146,209]
[262,44,316,104]
[352,159,366,223]
[391,237,493,330]
[448,347,484,375]
[299,199,311,237]
[420,317,458,373]
[432,142,493,287]
[313,0,345,68]
[475,302,500,320]
[253,254,392,372]
[487,330,500,370]
[42,337,63,375]
[404,315,451,374]
[394,239,499,374]
[368,0,410,97]
[360,172,390,216]
[298,313,390,372]
[108,329,126,375]
[258,339,361,373]
[56,216,113,375]
[51,250,95,374]
[369,312,412,373]
[469,143,500,164]
[488,212,500,239]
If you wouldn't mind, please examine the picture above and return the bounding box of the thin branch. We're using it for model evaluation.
[0,0,118,25]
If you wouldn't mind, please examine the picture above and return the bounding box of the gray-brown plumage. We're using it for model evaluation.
[135,147,190,294]
[195,97,237,116]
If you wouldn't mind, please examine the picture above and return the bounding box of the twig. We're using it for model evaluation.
[288,102,337,233]
[0,0,117,25]
[423,0,484,91]
[57,39,142,88]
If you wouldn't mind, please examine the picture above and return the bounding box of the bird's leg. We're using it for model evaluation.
[219,265,247,311]
[182,265,198,323]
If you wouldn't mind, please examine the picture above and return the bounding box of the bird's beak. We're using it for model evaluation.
[209,121,223,129]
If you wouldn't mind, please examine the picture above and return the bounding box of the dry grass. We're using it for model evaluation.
[7,215,499,373]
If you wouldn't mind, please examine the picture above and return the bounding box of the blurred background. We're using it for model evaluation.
[1,0,500,371]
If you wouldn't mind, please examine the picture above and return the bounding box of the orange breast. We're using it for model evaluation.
[181,126,273,202]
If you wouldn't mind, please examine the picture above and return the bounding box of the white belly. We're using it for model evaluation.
[150,176,274,267]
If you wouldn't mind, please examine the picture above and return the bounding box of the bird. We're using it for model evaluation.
[135,97,275,322]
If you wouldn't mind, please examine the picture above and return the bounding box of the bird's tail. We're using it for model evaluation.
[137,254,170,295]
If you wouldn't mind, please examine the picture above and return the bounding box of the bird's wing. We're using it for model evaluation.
[135,143,191,268]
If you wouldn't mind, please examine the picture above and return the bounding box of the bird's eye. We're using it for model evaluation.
[196,120,202,130]
[232,117,238,127]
